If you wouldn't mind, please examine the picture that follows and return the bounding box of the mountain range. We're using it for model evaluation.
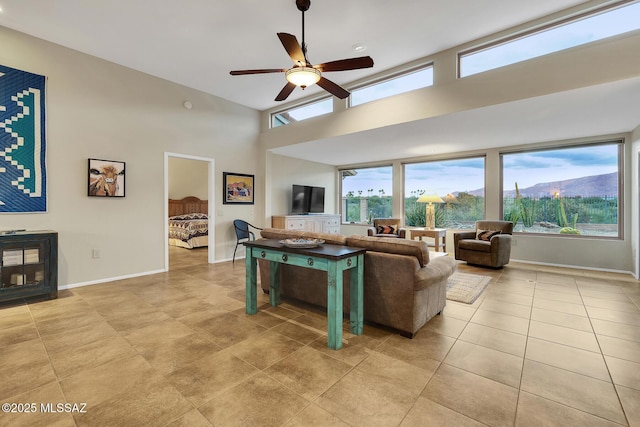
[462,172,617,198]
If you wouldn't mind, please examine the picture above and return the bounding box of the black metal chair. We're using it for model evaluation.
[233,219,262,263]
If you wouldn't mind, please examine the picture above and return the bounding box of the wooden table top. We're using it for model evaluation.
[244,239,365,260]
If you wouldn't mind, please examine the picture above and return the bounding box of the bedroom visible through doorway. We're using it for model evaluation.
[164,153,215,271]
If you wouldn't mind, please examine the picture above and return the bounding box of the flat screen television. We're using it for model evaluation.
[291,184,325,214]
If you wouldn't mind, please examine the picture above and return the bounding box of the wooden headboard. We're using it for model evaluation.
[168,196,208,217]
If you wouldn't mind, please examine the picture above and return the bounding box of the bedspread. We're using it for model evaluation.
[168,213,208,248]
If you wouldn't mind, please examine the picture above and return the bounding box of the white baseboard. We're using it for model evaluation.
[60,257,245,290]
[510,258,634,278]
[60,269,166,290]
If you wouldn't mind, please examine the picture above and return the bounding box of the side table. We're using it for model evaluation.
[244,239,365,350]
[410,228,446,252]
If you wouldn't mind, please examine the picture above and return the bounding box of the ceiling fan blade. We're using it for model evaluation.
[314,56,374,72]
[317,77,350,99]
[275,82,297,101]
[277,33,306,66]
[230,69,287,75]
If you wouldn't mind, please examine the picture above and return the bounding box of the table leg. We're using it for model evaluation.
[435,235,441,252]
[269,261,281,306]
[349,254,364,335]
[245,248,257,315]
[327,261,343,350]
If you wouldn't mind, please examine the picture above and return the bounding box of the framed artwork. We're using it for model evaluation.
[223,172,254,205]
[88,159,125,197]
[0,64,47,213]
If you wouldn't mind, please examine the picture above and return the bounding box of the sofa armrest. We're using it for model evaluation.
[398,228,407,239]
[490,234,512,265]
[367,227,375,236]
[490,233,512,244]
[453,231,476,259]
[414,256,457,291]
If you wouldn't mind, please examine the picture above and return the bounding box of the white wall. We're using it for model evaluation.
[631,123,640,278]
[0,26,261,286]
[168,157,208,200]
[264,152,336,221]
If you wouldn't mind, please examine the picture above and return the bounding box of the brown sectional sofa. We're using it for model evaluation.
[258,228,457,338]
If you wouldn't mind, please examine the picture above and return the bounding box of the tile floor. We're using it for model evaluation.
[1,246,640,426]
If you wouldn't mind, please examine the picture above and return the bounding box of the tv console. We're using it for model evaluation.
[271,214,340,234]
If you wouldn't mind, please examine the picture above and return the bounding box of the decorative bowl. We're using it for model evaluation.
[279,238,325,248]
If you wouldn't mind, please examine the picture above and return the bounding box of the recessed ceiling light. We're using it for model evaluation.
[352,43,366,53]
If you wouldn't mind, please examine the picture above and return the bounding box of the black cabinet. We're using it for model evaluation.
[0,231,58,304]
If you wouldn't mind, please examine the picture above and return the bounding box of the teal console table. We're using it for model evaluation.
[244,239,365,350]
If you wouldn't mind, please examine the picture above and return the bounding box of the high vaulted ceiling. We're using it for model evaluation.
[0,0,590,111]
[1,0,639,166]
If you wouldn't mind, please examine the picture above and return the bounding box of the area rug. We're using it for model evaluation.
[446,272,492,304]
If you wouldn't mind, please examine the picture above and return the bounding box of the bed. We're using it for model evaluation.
[168,196,209,249]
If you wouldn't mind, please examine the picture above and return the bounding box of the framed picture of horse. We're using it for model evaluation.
[223,172,254,205]
[88,159,126,197]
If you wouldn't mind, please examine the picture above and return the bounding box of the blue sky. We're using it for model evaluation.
[503,144,619,190]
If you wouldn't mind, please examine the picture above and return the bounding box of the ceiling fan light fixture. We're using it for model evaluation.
[285,67,321,88]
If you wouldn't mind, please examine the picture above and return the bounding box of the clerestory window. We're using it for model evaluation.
[459,1,640,77]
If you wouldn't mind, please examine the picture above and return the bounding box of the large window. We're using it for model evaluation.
[350,66,434,107]
[341,166,393,224]
[459,1,640,77]
[501,142,622,237]
[404,158,485,229]
[271,97,333,128]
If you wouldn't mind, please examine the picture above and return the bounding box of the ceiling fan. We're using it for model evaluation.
[229,0,374,102]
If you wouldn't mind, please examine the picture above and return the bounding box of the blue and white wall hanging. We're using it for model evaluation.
[0,64,47,213]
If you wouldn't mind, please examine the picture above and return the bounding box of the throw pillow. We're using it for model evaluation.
[376,225,396,235]
[477,230,500,241]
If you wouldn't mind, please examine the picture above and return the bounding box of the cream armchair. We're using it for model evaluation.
[367,218,407,238]
[453,220,514,268]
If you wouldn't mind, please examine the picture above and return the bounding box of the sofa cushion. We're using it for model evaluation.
[300,231,348,245]
[346,235,430,267]
[475,221,514,235]
[371,234,400,238]
[458,238,492,253]
[260,228,305,240]
[476,230,500,241]
[376,225,397,235]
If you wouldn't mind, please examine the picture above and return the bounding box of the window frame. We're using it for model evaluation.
[403,156,487,229]
[458,0,640,78]
[340,165,394,225]
[499,140,624,239]
[270,96,333,128]
[348,63,434,108]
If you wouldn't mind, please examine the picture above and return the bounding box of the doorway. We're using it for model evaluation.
[164,152,215,271]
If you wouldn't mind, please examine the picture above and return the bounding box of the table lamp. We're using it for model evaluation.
[417,194,444,229]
